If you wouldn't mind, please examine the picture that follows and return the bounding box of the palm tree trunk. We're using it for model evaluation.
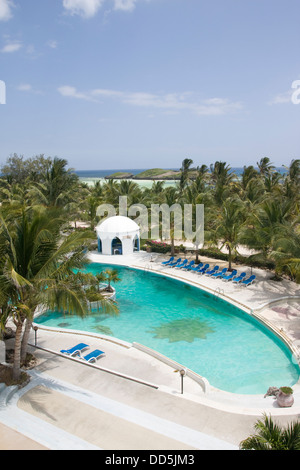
[227,244,232,271]
[21,318,32,364]
[171,237,175,256]
[13,320,23,381]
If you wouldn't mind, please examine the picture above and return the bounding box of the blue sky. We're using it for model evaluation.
[0,0,299,170]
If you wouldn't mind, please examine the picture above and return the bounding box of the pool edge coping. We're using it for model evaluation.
[33,256,300,397]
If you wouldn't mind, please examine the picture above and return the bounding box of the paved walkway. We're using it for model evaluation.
[1,334,239,450]
[1,251,300,450]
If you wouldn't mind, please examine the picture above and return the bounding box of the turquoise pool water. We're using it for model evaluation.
[35,263,300,394]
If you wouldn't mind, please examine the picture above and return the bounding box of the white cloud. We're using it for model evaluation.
[62,0,143,17]
[0,0,14,22]
[62,0,105,18]
[47,40,58,49]
[58,85,97,101]
[268,90,293,105]
[17,83,43,95]
[1,40,22,53]
[113,0,137,11]
[58,85,243,115]
[17,84,32,92]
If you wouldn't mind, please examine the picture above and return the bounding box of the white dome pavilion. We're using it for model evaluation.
[96,216,140,255]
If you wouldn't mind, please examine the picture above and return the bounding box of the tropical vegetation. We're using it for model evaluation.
[0,153,299,382]
[1,154,299,282]
[240,414,300,450]
[0,156,117,382]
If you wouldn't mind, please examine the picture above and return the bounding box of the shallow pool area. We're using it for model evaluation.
[35,263,300,395]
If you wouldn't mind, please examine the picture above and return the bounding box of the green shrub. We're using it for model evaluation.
[280,386,293,394]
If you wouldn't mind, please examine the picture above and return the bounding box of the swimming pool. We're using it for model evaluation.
[35,263,300,394]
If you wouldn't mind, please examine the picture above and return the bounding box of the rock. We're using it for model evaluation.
[264,386,279,398]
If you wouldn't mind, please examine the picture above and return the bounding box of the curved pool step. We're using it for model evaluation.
[0,384,19,406]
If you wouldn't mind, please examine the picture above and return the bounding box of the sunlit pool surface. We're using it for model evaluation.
[35,263,300,394]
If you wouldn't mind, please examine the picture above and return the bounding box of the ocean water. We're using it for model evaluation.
[76,167,287,188]
[76,169,180,188]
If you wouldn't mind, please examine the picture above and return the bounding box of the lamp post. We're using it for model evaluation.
[33,325,38,346]
[179,369,186,394]
[174,368,187,394]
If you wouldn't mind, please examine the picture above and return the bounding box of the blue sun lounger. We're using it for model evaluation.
[222,269,237,281]
[168,258,181,267]
[211,267,227,278]
[191,262,203,272]
[80,349,105,363]
[232,272,246,284]
[175,259,188,269]
[205,265,219,276]
[198,263,210,274]
[60,343,89,356]
[241,275,256,286]
[184,260,195,270]
[162,256,174,265]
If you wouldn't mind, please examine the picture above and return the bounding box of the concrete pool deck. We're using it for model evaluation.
[1,250,300,450]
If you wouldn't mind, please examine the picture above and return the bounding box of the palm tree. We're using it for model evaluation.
[209,161,235,203]
[286,158,300,184]
[271,228,300,282]
[241,177,265,208]
[0,207,111,380]
[30,157,79,208]
[241,165,259,191]
[257,156,275,177]
[263,171,282,195]
[85,194,102,230]
[163,186,181,256]
[178,158,194,194]
[239,197,294,266]
[102,179,120,206]
[213,197,245,270]
[192,165,209,194]
[118,180,142,206]
[103,269,121,292]
[283,159,300,202]
[240,414,300,450]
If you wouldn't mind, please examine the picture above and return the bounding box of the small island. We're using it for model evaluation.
[105,171,134,179]
[133,168,181,180]
[105,168,198,180]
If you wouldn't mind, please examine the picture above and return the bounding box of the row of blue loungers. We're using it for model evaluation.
[162,257,256,286]
[60,343,105,362]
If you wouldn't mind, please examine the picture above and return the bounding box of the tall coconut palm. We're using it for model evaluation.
[239,197,294,265]
[178,158,194,194]
[213,197,245,270]
[102,179,120,206]
[240,414,300,450]
[241,165,259,191]
[192,165,209,194]
[241,177,265,208]
[163,186,181,256]
[30,157,79,208]
[283,159,300,202]
[257,156,275,177]
[85,194,103,230]
[118,180,142,206]
[271,228,300,282]
[0,207,112,380]
[209,161,235,204]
